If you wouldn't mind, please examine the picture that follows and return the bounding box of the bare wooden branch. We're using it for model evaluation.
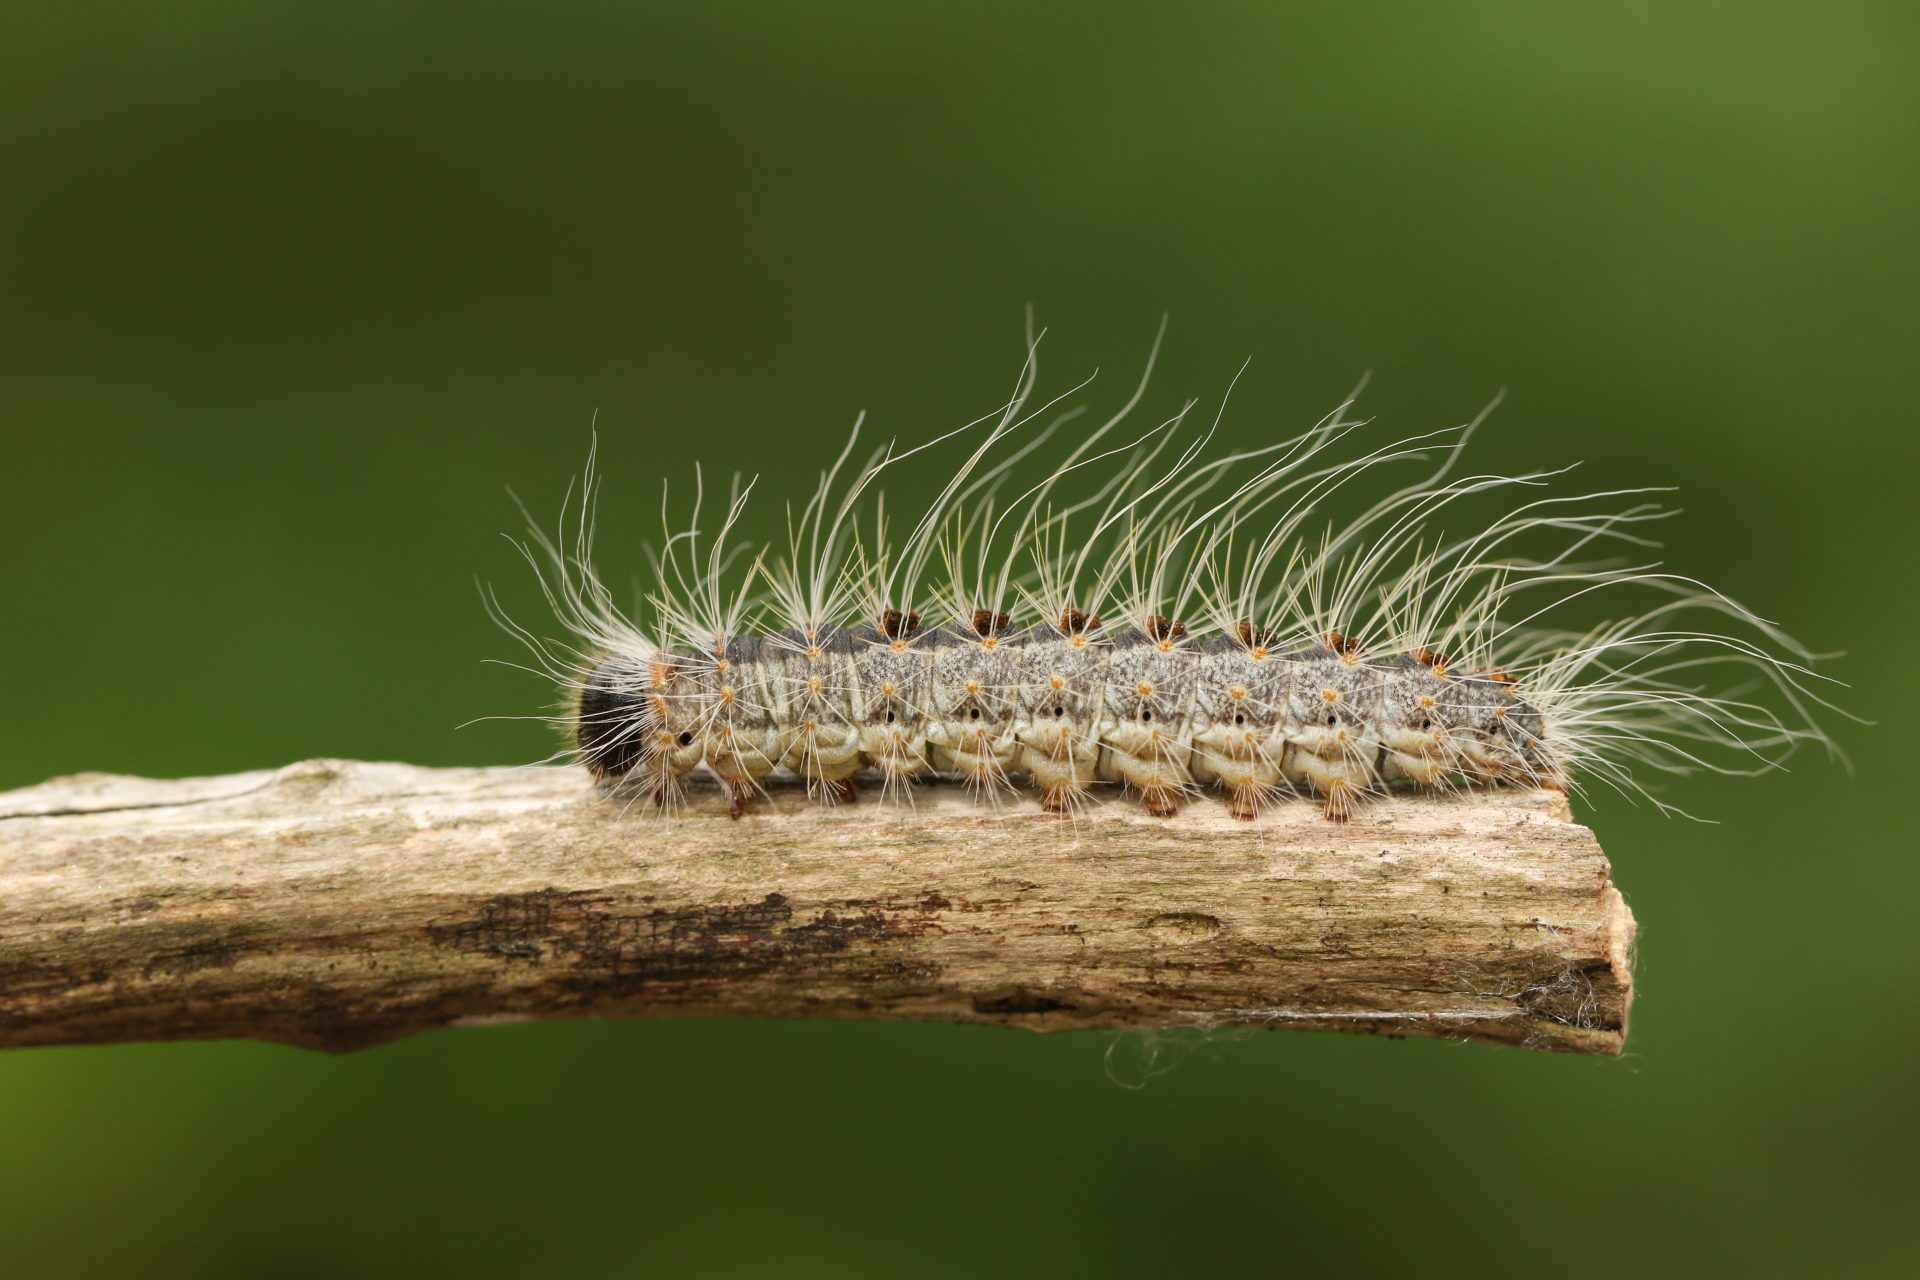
[0,760,1634,1055]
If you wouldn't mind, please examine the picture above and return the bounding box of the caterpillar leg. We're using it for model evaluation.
[707,733,776,817]
[1381,749,1449,789]
[929,730,1020,806]
[1106,766,1190,818]
[1037,781,1082,814]
[1098,725,1195,819]
[1019,734,1098,819]
[1283,739,1373,824]
[1027,754,1095,817]
[777,723,864,806]
[858,725,933,805]
[1321,778,1356,824]
[1139,783,1180,819]
[866,738,932,806]
[1192,729,1286,821]
[645,768,685,814]
[1227,781,1272,821]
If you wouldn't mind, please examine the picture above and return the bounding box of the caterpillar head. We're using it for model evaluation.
[574,652,659,782]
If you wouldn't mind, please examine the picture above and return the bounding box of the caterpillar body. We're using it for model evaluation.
[497,329,1839,823]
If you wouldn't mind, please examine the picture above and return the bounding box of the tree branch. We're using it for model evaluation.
[0,760,1634,1055]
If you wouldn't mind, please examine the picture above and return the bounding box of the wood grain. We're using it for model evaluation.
[0,760,1634,1054]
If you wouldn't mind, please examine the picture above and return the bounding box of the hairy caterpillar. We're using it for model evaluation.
[492,327,1840,823]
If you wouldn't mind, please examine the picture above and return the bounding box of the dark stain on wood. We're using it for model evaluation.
[428,889,948,1000]
[143,938,244,979]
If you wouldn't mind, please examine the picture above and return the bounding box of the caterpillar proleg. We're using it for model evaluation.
[492,326,1842,824]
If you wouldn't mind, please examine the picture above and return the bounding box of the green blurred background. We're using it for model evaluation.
[2,3,1914,1275]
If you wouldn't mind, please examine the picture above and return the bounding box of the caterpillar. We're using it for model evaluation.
[491,326,1841,824]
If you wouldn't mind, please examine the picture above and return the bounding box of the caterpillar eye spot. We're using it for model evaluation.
[968,707,980,720]
[885,711,895,724]
[1234,713,1246,726]
[1052,706,1064,717]
[676,732,694,747]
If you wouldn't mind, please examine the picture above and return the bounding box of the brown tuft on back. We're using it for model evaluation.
[1145,615,1186,642]
[1233,619,1278,649]
[879,609,922,640]
[1057,608,1101,635]
[969,608,1012,637]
